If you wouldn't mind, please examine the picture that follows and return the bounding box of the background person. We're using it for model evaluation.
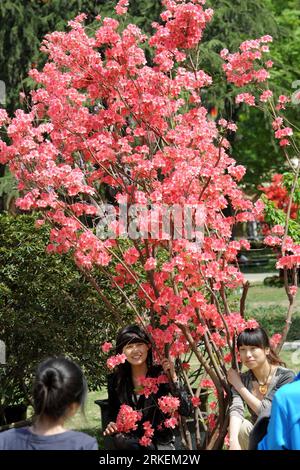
[0,356,98,450]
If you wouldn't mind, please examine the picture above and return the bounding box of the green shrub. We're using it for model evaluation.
[245,305,300,341]
[0,213,125,410]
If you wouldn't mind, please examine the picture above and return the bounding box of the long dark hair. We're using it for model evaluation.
[114,324,153,400]
[237,327,285,366]
[33,356,87,420]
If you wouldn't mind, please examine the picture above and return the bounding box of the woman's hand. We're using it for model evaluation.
[103,421,118,436]
[227,368,243,391]
[161,357,177,382]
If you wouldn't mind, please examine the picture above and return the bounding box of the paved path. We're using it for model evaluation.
[243,272,278,283]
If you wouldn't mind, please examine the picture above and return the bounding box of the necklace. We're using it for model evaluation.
[257,365,272,395]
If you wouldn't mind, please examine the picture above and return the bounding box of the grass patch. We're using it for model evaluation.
[279,350,300,372]
[66,388,107,448]
[240,285,300,342]
[246,285,300,307]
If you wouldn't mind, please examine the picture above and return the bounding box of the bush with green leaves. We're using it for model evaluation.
[0,213,126,411]
[245,306,300,342]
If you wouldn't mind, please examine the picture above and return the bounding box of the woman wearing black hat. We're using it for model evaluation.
[103,324,192,450]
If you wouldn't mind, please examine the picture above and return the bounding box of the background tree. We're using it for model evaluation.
[1,1,299,201]
[0,0,161,211]
[197,0,300,189]
[0,213,132,416]
[0,3,274,448]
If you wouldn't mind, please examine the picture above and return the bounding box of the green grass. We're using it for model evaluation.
[243,284,300,341]
[66,390,104,430]
[246,285,300,307]
[66,389,107,448]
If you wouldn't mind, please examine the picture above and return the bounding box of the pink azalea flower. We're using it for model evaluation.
[106,353,127,370]
[115,0,129,16]
[289,286,298,297]
[144,257,157,271]
[164,417,178,429]
[270,333,282,349]
[271,225,285,236]
[191,396,201,407]
[116,404,142,433]
[101,342,113,353]
[158,396,180,414]
[260,90,273,102]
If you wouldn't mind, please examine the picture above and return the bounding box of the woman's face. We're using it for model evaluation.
[122,341,150,366]
[238,344,269,370]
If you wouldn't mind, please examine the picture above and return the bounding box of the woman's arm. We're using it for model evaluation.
[234,385,262,415]
[228,368,261,415]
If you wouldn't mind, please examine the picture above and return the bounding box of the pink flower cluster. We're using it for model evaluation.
[106,353,127,370]
[274,125,293,147]
[138,375,169,398]
[263,225,300,272]
[115,0,129,16]
[289,286,298,297]
[270,333,282,349]
[158,395,180,414]
[163,416,178,429]
[221,36,272,87]
[0,109,9,126]
[101,342,113,353]
[116,404,142,433]
[222,39,295,149]
[149,0,213,72]
[139,421,154,447]
[191,396,201,407]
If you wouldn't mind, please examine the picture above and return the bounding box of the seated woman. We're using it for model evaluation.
[0,357,98,450]
[103,324,192,450]
[227,327,295,450]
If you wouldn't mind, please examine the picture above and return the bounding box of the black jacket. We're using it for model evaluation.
[107,365,192,446]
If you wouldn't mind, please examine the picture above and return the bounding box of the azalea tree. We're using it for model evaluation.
[0,0,299,449]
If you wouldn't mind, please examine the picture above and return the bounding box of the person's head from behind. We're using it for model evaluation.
[116,324,152,368]
[33,356,87,422]
[237,327,284,370]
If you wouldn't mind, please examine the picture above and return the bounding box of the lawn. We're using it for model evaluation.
[66,388,107,448]
[244,284,300,341]
[246,284,300,307]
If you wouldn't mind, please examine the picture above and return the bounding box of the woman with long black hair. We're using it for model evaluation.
[227,327,295,450]
[103,324,192,450]
[0,357,98,450]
